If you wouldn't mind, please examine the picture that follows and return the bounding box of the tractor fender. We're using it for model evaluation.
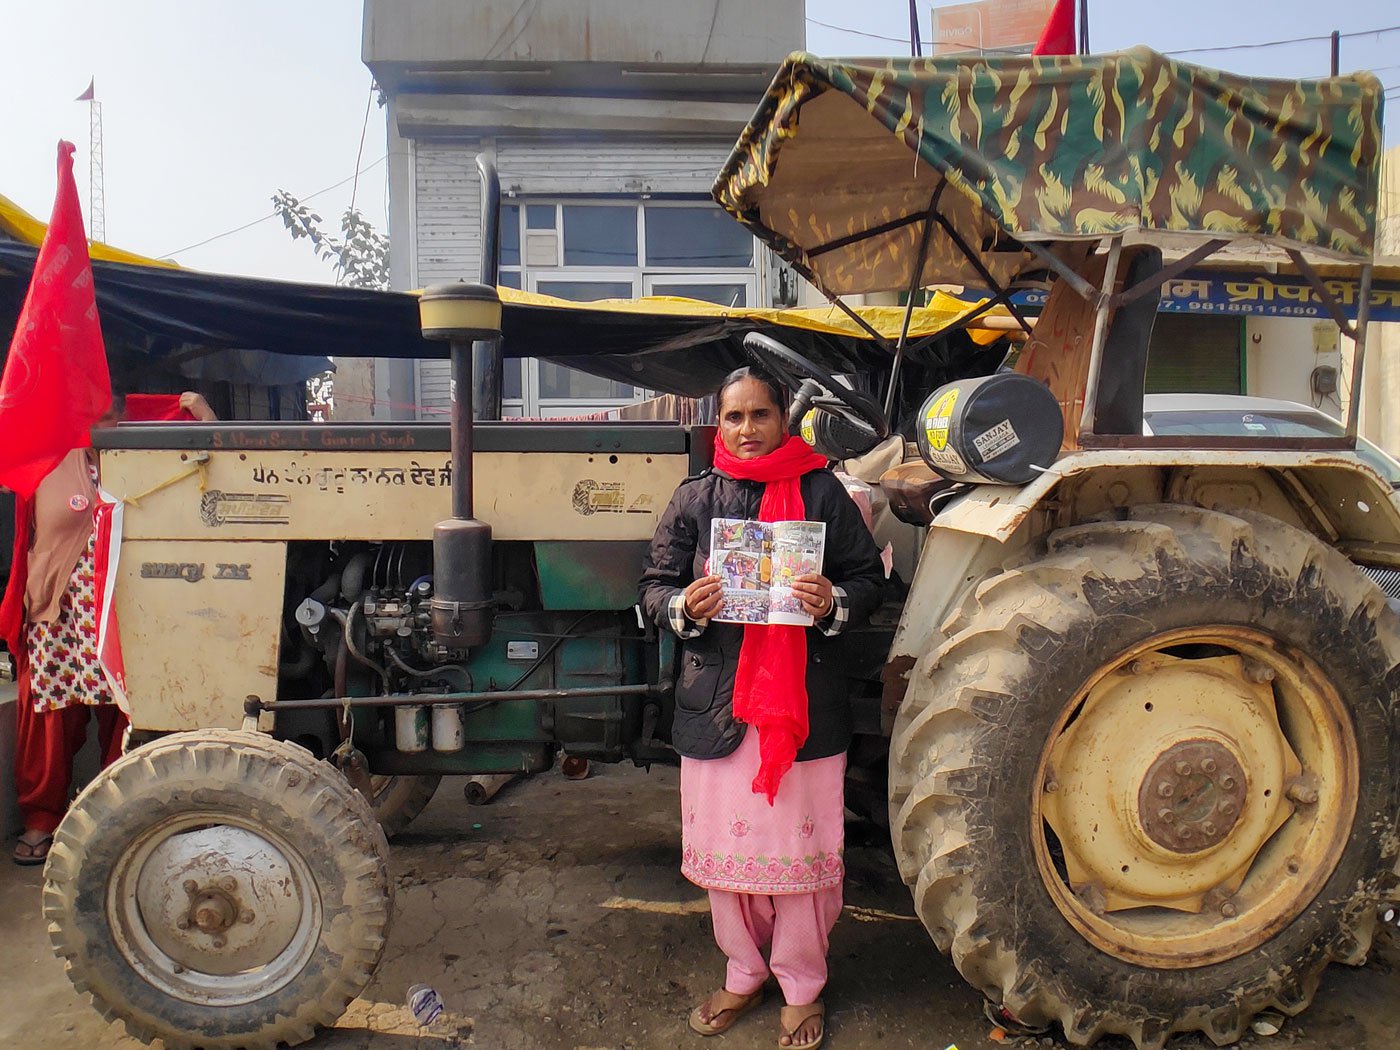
[883,449,1400,728]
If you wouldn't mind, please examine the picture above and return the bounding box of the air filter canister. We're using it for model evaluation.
[915,374,1063,485]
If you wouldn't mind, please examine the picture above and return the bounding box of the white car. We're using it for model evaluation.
[1142,393,1400,488]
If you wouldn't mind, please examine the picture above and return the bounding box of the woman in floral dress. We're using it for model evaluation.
[640,369,885,1049]
[6,392,214,864]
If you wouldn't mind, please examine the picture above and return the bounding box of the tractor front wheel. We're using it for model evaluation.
[44,730,393,1050]
[890,504,1400,1048]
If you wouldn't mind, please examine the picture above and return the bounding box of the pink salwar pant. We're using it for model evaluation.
[709,885,843,1005]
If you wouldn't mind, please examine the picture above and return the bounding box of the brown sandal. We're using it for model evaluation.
[12,830,53,867]
[778,1001,825,1050]
[689,987,764,1036]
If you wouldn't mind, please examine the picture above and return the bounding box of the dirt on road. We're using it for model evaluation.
[2,760,1397,1050]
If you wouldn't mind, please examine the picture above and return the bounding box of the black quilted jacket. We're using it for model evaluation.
[639,467,886,761]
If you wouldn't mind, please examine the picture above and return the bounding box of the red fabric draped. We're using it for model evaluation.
[711,432,828,803]
[123,394,193,422]
[1032,0,1076,56]
[0,141,111,499]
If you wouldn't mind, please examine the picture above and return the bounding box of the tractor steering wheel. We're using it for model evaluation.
[742,332,891,444]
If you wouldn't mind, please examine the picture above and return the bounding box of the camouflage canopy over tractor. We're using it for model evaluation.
[714,47,1384,295]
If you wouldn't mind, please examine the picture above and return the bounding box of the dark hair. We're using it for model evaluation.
[717,367,787,412]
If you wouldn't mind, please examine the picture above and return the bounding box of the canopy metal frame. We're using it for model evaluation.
[777,186,1376,450]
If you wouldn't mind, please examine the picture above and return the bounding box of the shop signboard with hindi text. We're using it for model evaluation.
[930,0,1057,55]
[974,271,1400,323]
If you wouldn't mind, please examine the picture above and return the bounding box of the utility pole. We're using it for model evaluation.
[1078,0,1090,55]
[1329,29,1340,75]
[908,0,922,57]
[75,78,105,244]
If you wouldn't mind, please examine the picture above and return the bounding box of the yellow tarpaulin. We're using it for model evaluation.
[493,286,1007,346]
[0,192,179,269]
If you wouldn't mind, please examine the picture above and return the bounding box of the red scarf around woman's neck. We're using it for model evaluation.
[711,431,829,803]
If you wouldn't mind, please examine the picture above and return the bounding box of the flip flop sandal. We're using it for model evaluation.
[778,1000,825,1050]
[12,832,53,867]
[983,1000,1051,1036]
[689,988,764,1036]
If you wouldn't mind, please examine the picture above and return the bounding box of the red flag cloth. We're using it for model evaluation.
[123,394,193,422]
[0,491,34,657]
[0,142,111,499]
[76,78,95,102]
[711,432,829,803]
[1032,0,1076,55]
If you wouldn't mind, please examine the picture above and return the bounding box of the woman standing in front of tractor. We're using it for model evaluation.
[5,392,215,865]
[640,368,884,1050]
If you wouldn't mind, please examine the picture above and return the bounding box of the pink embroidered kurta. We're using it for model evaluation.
[680,726,846,894]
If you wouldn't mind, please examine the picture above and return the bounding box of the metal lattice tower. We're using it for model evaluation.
[77,79,105,243]
[87,98,105,243]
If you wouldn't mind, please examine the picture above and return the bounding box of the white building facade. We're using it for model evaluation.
[361,0,804,419]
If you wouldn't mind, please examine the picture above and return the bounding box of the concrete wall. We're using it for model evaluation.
[1244,315,1345,422]
[364,0,802,70]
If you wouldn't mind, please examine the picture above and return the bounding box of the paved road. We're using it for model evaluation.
[2,761,1396,1049]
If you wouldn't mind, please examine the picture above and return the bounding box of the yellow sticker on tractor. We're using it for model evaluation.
[923,387,960,452]
[800,408,817,447]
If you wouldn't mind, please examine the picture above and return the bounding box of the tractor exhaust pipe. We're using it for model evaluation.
[419,280,501,648]
[474,153,504,421]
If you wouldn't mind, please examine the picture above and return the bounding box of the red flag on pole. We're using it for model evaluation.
[76,78,95,102]
[0,141,112,499]
[1032,0,1077,56]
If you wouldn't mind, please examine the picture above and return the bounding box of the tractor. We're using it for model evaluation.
[42,47,1398,1049]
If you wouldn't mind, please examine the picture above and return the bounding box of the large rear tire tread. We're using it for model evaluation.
[43,730,393,1050]
[890,504,1400,1049]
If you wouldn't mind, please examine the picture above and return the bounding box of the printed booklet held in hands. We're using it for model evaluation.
[709,518,827,625]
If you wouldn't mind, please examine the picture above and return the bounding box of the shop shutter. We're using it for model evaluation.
[1145,314,1243,394]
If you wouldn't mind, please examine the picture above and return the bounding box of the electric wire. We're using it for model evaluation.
[161,155,388,259]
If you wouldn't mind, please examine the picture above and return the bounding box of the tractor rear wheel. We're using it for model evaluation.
[890,504,1400,1049]
[44,730,392,1050]
[369,773,441,837]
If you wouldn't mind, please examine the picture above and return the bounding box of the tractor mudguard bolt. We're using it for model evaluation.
[1220,901,1238,918]
[1287,782,1319,805]
[1158,782,1174,798]
[1245,661,1276,683]
[1175,761,1193,776]
[1157,808,1176,824]
[1219,799,1237,816]
[1201,758,1217,774]
[1202,820,1218,837]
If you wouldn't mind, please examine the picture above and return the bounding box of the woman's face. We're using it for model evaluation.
[719,376,784,459]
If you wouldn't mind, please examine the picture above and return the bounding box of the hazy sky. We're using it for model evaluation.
[4,1,1396,286]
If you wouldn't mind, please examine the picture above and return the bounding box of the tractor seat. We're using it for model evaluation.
[878,462,963,526]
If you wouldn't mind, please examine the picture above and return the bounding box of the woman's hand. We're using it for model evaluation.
[791,572,835,619]
[683,574,724,621]
[179,391,217,422]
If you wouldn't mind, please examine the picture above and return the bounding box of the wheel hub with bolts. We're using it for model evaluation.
[127,823,317,987]
[1042,647,1307,915]
[1138,740,1248,853]
[1035,629,1356,967]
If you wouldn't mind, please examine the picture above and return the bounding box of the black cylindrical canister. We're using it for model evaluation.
[431,516,495,648]
[915,373,1063,485]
